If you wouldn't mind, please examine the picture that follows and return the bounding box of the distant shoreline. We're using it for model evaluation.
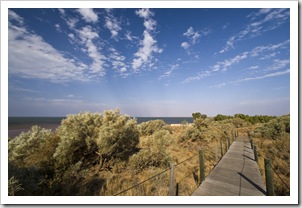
[8,124,59,138]
[8,117,194,138]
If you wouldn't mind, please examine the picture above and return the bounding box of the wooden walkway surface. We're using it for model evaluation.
[192,136,266,196]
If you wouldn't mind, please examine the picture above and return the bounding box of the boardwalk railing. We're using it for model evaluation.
[250,137,290,196]
[114,130,237,196]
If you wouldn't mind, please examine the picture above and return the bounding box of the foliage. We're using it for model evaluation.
[214,113,276,124]
[8,126,52,167]
[96,109,139,165]
[53,112,103,170]
[255,115,289,141]
[129,130,172,171]
[138,119,166,136]
[192,112,207,120]
[8,176,23,196]
[7,109,290,196]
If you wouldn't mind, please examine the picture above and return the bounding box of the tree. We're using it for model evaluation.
[192,112,207,120]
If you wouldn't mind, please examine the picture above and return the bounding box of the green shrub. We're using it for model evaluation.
[53,112,103,170]
[96,109,139,165]
[8,126,52,167]
[8,176,23,196]
[179,126,205,142]
[129,130,172,171]
[138,119,166,136]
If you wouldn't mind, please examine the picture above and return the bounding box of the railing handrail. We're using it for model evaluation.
[114,153,199,196]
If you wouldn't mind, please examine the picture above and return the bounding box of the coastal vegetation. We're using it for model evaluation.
[8,109,290,196]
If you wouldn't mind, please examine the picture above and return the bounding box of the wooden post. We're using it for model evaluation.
[250,139,254,150]
[228,138,231,149]
[253,145,258,163]
[175,183,179,196]
[264,158,275,196]
[199,149,205,185]
[226,138,229,151]
[220,141,224,158]
[214,145,218,164]
[169,163,175,196]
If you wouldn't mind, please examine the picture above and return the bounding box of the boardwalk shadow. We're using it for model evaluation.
[244,145,252,149]
[242,154,255,161]
[238,172,266,195]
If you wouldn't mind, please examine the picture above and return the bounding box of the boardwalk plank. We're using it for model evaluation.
[192,136,266,196]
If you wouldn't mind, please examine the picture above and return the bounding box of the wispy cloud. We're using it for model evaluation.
[183,27,201,44]
[132,9,163,71]
[183,70,211,83]
[266,59,289,71]
[234,69,290,83]
[77,26,106,76]
[181,26,210,54]
[183,39,289,83]
[77,8,98,23]
[8,9,107,83]
[181,42,190,50]
[248,65,259,70]
[159,64,179,80]
[104,10,122,38]
[219,8,289,54]
[210,82,226,88]
[108,47,128,77]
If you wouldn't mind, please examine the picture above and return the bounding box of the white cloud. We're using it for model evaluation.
[104,10,122,38]
[8,23,90,82]
[266,59,289,71]
[183,39,289,83]
[8,13,107,83]
[183,26,201,44]
[219,36,235,53]
[159,64,179,80]
[132,9,162,71]
[54,24,61,32]
[8,10,24,25]
[210,82,226,88]
[237,69,290,82]
[77,8,98,23]
[183,71,211,83]
[135,8,154,19]
[181,42,190,49]
[77,26,106,75]
[58,8,65,15]
[248,65,259,70]
[108,47,128,77]
[219,9,289,54]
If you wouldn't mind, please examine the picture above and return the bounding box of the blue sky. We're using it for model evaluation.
[8,8,290,117]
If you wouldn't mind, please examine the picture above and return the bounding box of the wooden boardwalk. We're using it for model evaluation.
[192,136,266,196]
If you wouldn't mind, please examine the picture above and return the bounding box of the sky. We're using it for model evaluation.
[7,8,290,117]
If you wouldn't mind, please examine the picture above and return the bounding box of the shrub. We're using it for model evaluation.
[138,119,166,136]
[8,126,52,167]
[179,125,205,142]
[129,130,172,171]
[53,112,103,170]
[8,176,23,196]
[96,109,139,166]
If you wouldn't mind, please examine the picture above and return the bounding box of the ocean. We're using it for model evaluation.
[8,117,193,138]
[8,116,193,126]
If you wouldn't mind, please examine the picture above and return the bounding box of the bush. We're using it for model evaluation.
[138,119,166,136]
[179,126,204,142]
[129,130,172,171]
[53,112,103,170]
[8,126,52,167]
[96,109,139,165]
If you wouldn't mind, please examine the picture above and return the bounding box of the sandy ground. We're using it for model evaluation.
[8,124,59,138]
